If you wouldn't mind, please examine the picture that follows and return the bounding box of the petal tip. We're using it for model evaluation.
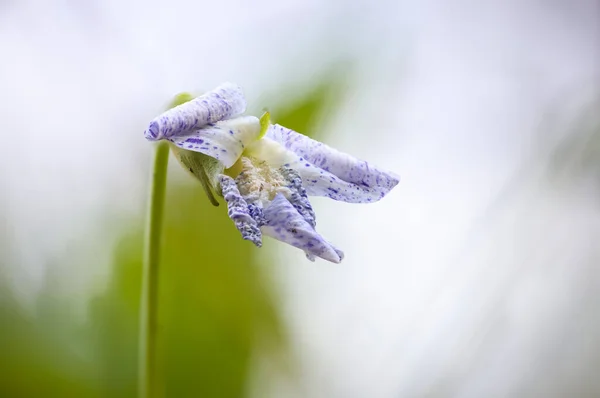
[328,254,343,264]
[324,247,344,264]
[387,171,401,190]
[310,242,343,263]
[334,248,345,262]
[370,170,401,202]
[144,121,160,141]
[244,236,262,247]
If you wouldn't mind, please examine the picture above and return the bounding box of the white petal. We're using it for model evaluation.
[169,116,260,168]
[266,124,399,201]
[262,193,343,263]
[246,137,394,203]
[144,82,246,140]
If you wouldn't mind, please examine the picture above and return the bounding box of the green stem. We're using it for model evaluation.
[139,141,170,398]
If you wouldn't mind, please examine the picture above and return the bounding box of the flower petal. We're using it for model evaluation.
[169,116,261,168]
[279,166,316,228]
[266,124,399,202]
[262,193,343,263]
[246,137,392,203]
[144,82,246,140]
[219,175,262,247]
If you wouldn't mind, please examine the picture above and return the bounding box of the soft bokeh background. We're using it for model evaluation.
[1,0,599,397]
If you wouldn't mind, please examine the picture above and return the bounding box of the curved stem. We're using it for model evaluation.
[139,141,170,398]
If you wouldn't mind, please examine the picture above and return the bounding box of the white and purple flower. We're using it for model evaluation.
[144,82,399,263]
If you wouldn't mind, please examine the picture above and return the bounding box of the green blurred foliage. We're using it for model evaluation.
[0,72,349,398]
[266,69,349,138]
[87,184,283,398]
[0,275,98,397]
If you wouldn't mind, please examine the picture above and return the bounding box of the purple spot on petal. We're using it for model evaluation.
[146,121,159,139]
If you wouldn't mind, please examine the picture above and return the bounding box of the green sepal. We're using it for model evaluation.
[258,110,271,139]
[171,145,223,207]
[169,92,195,108]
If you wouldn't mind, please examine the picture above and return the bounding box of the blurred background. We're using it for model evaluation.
[1,0,599,397]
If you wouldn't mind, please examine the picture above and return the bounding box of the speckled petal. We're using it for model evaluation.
[219,175,262,247]
[266,124,399,201]
[144,82,246,140]
[279,166,316,228]
[169,116,261,168]
[246,137,393,203]
[262,193,343,263]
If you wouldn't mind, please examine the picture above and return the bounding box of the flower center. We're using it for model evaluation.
[234,157,291,205]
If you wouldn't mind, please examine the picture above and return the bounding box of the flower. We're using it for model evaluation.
[144,82,399,263]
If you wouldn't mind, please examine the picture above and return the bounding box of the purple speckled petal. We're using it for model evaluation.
[220,175,262,247]
[169,116,260,168]
[279,166,316,228]
[144,82,246,140]
[266,124,399,202]
[262,193,343,263]
[246,137,395,203]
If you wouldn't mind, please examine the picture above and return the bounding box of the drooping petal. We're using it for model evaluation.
[266,124,400,201]
[246,137,393,203]
[169,116,261,168]
[279,166,316,228]
[144,82,246,140]
[219,175,262,247]
[247,203,267,227]
[262,193,343,263]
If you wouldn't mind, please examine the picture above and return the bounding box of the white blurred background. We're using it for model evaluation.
[1,0,599,397]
